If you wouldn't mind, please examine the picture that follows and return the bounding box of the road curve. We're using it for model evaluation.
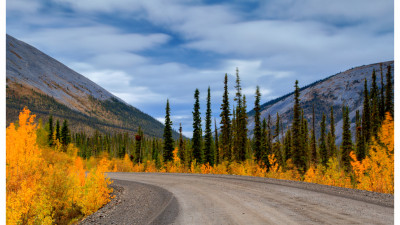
[86,172,394,225]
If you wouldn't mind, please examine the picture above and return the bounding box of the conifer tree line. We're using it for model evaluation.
[160,64,393,174]
[41,64,392,174]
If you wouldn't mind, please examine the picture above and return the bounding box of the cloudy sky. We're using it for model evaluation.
[6,0,393,137]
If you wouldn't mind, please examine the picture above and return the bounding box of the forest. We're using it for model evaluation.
[6,64,394,224]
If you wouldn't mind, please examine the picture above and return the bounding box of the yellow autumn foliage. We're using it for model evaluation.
[6,108,113,224]
[88,114,393,195]
[350,113,394,193]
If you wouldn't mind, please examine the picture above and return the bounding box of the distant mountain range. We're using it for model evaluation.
[6,34,178,139]
[247,60,394,144]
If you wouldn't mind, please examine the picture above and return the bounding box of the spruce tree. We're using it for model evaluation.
[272,112,282,166]
[239,95,248,161]
[204,87,214,165]
[220,74,232,161]
[362,79,371,144]
[355,110,365,160]
[379,63,385,119]
[319,113,328,166]
[163,99,174,162]
[135,127,143,163]
[48,115,54,146]
[301,112,309,170]
[214,118,220,164]
[341,106,353,172]
[264,114,272,168]
[178,124,185,164]
[385,65,393,117]
[291,80,305,172]
[310,105,317,165]
[192,89,203,164]
[261,118,268,165]
[60,120,70,147]
[253,86,262,162]
[55,120,61,141]
[370,69,380,137]
[327,106,336,158]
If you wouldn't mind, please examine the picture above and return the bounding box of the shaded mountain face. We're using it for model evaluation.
[247,61,394,144]
[6,34,177,139]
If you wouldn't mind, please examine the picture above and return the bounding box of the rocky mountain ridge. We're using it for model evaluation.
[247,60,394,144]
[6,34,176,138]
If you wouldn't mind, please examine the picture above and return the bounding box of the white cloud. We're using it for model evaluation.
[7,0,41,13]
[22,26,170,56]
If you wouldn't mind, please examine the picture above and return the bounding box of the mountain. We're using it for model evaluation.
[6,34,177,139]
[247,60,394,144]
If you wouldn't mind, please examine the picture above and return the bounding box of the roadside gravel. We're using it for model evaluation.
[82,173,394,224]
[79,179,178,225]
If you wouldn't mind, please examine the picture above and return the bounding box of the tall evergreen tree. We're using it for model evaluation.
[362,79,371,144]
[272,112,283,165]
[48,115,54,146]
[310,105,317,166]
[178,123,185,164]
[291,80,306,172]
[55,120,61,141]
[204,87,214,165]
[60,120,70,147]
[341,106,353,172]
[260,118,268,166]
[192,88,203,163]
[385,65,393,117]
[220,74,232,161]
[163,99,174,162]
[379,63,385,119]
[319,113,328,166]
[253,86,262,162]
[301,111,309,170]
[232,68,242,161]
[239,95,248,161]
[370,69,380,137]
[264,114,272,167]
[135,127,143,163]
[327,106,336,158]
[214,118,220,165]
[355,110,365,161]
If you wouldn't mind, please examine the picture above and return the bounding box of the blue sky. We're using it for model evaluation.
[6,0,394,137]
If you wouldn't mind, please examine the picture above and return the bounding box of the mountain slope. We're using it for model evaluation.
[6,34,177,138]
[247,60,394,143]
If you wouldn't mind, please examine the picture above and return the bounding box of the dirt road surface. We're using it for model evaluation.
[82,172,393,225]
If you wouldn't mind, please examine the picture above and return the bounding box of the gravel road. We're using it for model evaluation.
[83,172,393,225]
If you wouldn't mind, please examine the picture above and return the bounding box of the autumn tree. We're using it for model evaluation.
[163,99,174,162]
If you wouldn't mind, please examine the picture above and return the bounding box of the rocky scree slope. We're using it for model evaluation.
[247,60,394,144]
